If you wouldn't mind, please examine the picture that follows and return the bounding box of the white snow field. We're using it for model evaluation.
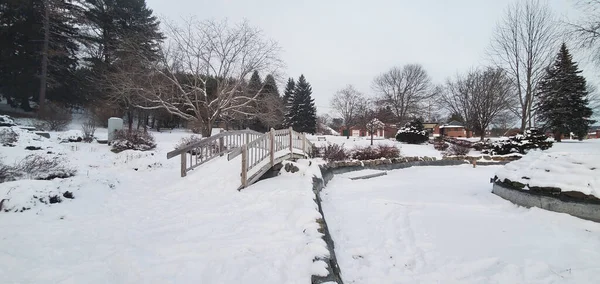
[0,127,328,283]
[322,165,600,283]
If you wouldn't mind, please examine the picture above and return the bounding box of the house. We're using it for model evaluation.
[422,122,439,137]
[587,126,600,139]
[434,120,472,138]
[340,123,396,139]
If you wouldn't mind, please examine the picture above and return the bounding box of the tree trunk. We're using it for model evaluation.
[371,132,374,145]
[39,0,50,111]
[201,118,213,137]
[127,110,134,132]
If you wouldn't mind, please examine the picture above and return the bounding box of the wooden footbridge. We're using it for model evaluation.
[166,127,314,189]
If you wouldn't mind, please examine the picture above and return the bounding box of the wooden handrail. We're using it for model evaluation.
[167,129,261,159]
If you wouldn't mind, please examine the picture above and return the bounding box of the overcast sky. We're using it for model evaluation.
[146,0,592,115]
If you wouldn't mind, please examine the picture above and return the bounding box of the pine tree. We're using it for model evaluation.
[283,78,295,127]
[0,0,81,110]
[290,75,317,133]
[536,43,595,141]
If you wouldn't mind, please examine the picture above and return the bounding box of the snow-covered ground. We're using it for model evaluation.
[0,126,327,283]
[322,165,600,283]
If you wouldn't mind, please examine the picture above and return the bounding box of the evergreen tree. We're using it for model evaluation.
[536,43,595,141]
[81,0,163,104]
[257,74,284,130]
[0,0,81,110]
[283,78,295,127]
[290,75,317,133]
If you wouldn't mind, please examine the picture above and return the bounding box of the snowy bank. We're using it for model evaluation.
[495,151,600,199]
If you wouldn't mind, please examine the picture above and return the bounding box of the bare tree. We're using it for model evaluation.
[366,118,385,145]
[330,85,365,138]
[569,0,600,64]
[488,0,558,131]
[111,18,282,137]
[372,64,434,125]
[441,68,515,140]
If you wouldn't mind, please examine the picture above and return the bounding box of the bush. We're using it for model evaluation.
[351,146,380,160]
[472,139,493,152]
[36,103,72,131]
[433,139,449,151]
[0,115,16,127]
[111,130,157,153]
[322,143,348,162]
[492,128,552,155]
[0,158,18,183]
[175,135,203,155]
[81,119,97,143]
[0,128,18,146]
[16,154,76,180]
[376,144,400,159]
[396,119,429,144]
[352,145,400,160]
[90,102,122,127]
[446,144,471,156]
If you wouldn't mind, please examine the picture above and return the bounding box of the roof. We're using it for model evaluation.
[439,120,465,129]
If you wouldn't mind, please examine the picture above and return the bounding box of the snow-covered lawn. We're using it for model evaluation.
[0,127,327,283]
[322,165,600,283]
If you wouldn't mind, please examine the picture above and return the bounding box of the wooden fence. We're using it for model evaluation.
[166,129,263,177]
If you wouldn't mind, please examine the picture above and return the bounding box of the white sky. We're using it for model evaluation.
[146,0,595,115]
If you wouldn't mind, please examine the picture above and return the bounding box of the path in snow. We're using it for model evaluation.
[322,165,600,283]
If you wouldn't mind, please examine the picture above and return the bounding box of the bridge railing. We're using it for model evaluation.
[240,127,313,188]
[166,129,263,177]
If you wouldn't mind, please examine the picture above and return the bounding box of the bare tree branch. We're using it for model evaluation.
[488,0,558,131]
[330,85,365,138]
[372,64,434,125]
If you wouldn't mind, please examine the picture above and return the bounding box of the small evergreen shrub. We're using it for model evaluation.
[111,130,156,153]
[396,120,429,144]
[491,128,552,155]
[322,143,348,162]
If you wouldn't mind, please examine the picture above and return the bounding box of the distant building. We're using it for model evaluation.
[434,120,472,138]
[339,123,397,139]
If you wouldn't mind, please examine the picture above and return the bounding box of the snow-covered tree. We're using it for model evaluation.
[283,78,295,127]
[366,118,385,145]
[536,43,595,141]
[396,119,428,144]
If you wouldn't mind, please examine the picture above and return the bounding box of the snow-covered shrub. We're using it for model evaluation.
[175,135,204,155]
[322,143,348,162]
[57,130,84,143]
[492,128,552,155]
[0,128,19,146]
[111,130,157,153]
[351,146,380,160]
[0,158,19,183]
[81,119,96,143]
[376,144,400,159]
[14,154,76,180]
[396,120,428,144]
[472,139,493,152]
[0,115,17,127]
[446,144,471,156]
[35,103,72,131]
[433,138,449,151]
[352,145,401,160]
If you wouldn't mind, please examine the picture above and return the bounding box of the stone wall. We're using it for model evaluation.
[492,183,600,222]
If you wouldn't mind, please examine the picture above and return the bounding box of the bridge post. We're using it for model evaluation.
[270,128,275,166]
[241,145,248,188]
[180,152,187,177]
[301,133,306,154]
[289,127,293,153]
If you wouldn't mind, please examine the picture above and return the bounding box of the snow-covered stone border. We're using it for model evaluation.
[492,183,600,222]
